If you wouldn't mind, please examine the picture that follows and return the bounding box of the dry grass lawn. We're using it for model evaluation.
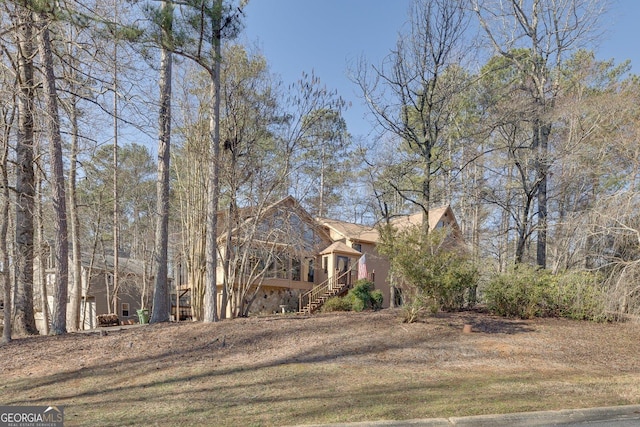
[2,309,640,426]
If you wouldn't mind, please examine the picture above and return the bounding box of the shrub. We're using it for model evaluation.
[483,265,545,319]
[348,279,377,312]
[370,290,384,310]
[398,289,438,323]
[322,279,384,313]
[400,297,425,323]
[347,292,365,312]
[543,270,607,321]
[377,225,479,317]
[321,296,353,313]
[434,255,479,311]
[483,266,607,321]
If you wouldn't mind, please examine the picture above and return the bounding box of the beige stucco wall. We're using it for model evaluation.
[353,241,391,308]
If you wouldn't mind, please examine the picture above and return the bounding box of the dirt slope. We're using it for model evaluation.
[3,309,640,378]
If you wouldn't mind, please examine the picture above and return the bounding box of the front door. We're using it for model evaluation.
[336,255,350,284]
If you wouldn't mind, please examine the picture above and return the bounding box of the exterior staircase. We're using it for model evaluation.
[298,269,353,315]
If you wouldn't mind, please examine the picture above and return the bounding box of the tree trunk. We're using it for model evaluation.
[111,22,120,316]
[535,122,551,269]
[14,5,38,336]
[221,201,233,320]
[35,164,49,336]
[1,103,12,343]
[421,157,432,236]
[68,94,82,331]
[203,3,223,323]
[151,3,173,323]
[37,15,69,335]
[203,82,221,322]
[514,192,535,265]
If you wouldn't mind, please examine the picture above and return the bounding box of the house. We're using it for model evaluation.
[34,199,463,329]
[213,196,336,317]
[35,251,154,331]
[387,205,463,240]
[315,218,388,305]
[316,204,462,310]
[209,196,462,316]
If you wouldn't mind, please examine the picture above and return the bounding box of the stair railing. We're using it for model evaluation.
[299,269,353,314]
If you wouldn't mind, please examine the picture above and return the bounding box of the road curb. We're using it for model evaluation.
[297,404,640,426]
[449,404,640,426]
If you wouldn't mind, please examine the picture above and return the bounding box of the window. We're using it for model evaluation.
[275,254,287,279]
[292,258,301,281]
[121,303,130,317]
[352,243,362,252]
[307,258,315,282]
[337,256,349,274]
[322,256,328,273]
[302,223,321,247]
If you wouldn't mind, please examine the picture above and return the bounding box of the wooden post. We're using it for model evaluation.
[175,272,179,322]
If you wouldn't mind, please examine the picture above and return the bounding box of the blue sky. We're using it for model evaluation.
[241,0,640,139]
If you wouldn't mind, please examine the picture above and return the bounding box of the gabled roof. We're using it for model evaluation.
[217,195,333,244]
[390,205,459,232]
[319,241,363,256]
[318,205,460,244]
[80,253,148,277]
[215,196,460,249]
[317,218,379,244]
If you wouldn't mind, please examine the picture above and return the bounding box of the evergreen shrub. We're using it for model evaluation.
[483,265,607,321]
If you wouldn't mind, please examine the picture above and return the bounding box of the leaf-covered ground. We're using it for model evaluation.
[2,309,640,426]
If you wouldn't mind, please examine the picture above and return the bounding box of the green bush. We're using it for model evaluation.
[322,279,384,313]
[377,225,479,315]
[542,271,608,321]
[370,290,384,310]
[347,292,365,312]
[483,265,607,321]
[434,255,479,311]
[349,279,376,312]
[321,296,352,313]
[483,265,544,319]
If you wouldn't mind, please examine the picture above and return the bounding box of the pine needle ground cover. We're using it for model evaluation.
[2,310,639,426]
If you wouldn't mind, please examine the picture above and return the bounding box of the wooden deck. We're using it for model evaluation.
[171,305,192,321]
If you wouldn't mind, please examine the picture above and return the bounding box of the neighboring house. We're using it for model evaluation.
[35,251,154,331]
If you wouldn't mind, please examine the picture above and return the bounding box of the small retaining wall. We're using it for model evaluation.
[250,287,301,315]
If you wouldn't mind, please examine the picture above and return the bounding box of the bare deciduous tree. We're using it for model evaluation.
[355,0,470,234]
[0,59,14,343]
[473,0,607,268]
